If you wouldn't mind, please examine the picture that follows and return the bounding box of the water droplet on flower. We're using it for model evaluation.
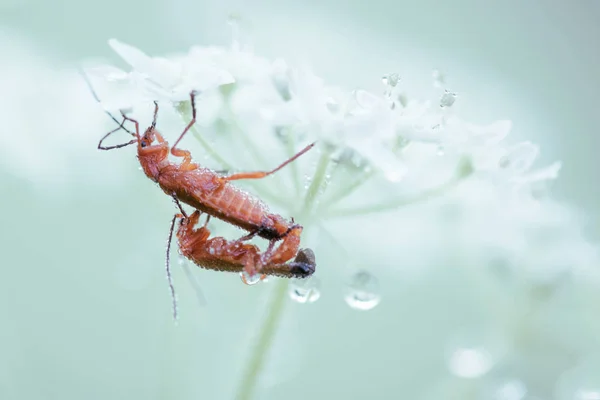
[240,270,261,285]
[440,90,457,108]
[344,271,381,310]
[289,277,321,303]
[448,347,494,378]
[303,175,313,190]
[381,73,400,87]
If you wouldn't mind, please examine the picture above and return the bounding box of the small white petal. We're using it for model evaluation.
[108,38,154,75]
[466,119,512,145]
[85,65,129,81]
[499,141,539,174]
[354,89,383,109]
[82,66,147,111]
[513,161,562,183]
[347,138,407,182]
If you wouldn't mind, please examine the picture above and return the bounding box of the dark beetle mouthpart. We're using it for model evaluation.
[289,248,316,277]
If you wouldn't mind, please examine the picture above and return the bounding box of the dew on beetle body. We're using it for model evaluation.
[289,277,321,303]
[240,270,261,285]
[344,271,381,310]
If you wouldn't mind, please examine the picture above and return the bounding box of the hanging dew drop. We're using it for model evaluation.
[382,73,400,89]
[240,270,261,285]
[289,277,321,303]
[344,271,381,310]
[440,90,457,108]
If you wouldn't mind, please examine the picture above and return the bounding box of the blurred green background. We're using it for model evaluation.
[2,1,600,399]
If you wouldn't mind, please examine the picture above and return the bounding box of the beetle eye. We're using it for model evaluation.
[140,140,147,148]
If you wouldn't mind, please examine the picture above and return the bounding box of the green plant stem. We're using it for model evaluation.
[283,134,301,197]
[318,168,376,212]
[234,279,289,400]
[302,151,331,215]
[325,174,466,218]
[234,148,327,400]
[188,123,232,170]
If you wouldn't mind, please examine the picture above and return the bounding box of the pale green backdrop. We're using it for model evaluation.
[1,1,599,399]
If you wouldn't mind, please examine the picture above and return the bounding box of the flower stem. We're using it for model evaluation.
[325,174,465,218]
[283,133,302,197]
[234,279,289,400]
[234,150,326,400]
[302,150,331,216]
[188,122,232,170]
[318,168,375,212]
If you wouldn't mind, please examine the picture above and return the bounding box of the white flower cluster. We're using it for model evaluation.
[85,38,561,199]
[83,36,598,277]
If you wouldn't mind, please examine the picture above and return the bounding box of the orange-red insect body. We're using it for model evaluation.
[138,129,299,241]
[176,210,316,278]
[95,91,315,276]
